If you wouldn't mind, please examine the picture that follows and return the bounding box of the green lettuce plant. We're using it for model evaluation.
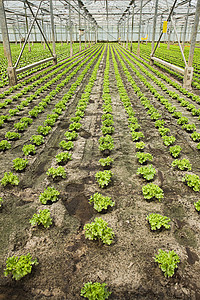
[154,249,180,278]
[98,135,114,152]
[39,186,60,204]
[81,282,111,300]
[194,199,200,211]
[22,144,36,156]
[182,174,200,191]
[99,157,113,167]
[0,197,3,207]
[162,135,176,146]
[5,132,21,140]
[146,213,171,230]
[29,209,52,228]
[64,131,78,141]
[84,217,114,245]
[89,192,115,212]
[55,152,72,164]
[59,140,74,150]
[169,145,182,158]
[136,152,153,164]
[191,132,200,142]
[172,158,192,171]
[4,253,38,280]
[0,140,11,151]
[13,158,28,171]
[46,166,66,179]
[137,165,156,181]
[30,135,44,146]
[142,183,164,201]
[95,170,113,188]
[1,172,19,186]
[37,125,52,136]
[135,141,145,150]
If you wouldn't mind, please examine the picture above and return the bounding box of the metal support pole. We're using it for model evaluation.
[167,21,172,49]
[123,21,125,47]
[49,0,57,64]
[126,11,130,49]
[84,17,87,48]
[151,0,159,59]
[182,1,190,50]
[0,0,17,85]
[24,2,31,51]
[69,0,73,57]
[88,20,90,47]
[130,6,135,52]
[78,4,81,51]
[137,0,143,56]
[151,0,178,58]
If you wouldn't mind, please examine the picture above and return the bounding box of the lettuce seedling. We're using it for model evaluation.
[13,158,28,171]
[101,125,115,135]
[136,152,153,164]
[0,140,11,151]
[37,125,52,136]
[135,141,145,150]
[182,174,200,191]
[158,127,170,137]
[22,144,36,156]
[169,145,182,158]
[89,192,115,212]
[172,158,192,171]
[84,217,114,245]
[137,165,156,181]
[146,213,171,230]
[30,135,44,146]
[55,152,72,164]
[191,132,200,142]
[64,131,78,141]
[142,183,164,201]
[98,135,114,152]
[14,122,28,132]
[46,166,66,179]
[39,186,60,204]
[194,199,200,211]
[1,172,19,186]
[59,140,74,150]
[177,117,189,125]
[172,111,182,119]
[81,282,111,300]
[29,209,52,228]
[155,120,165,128]
[101,113,113,121]
[132,131,144,141]
[69,122,82,131]
[102,119,114,127]
[5,131,21,140]
[154,249,180,278]
[99,157,114,167]
[162,135,176,146]
[182,124,196,132]
[95,170,113,188]
[4,253,38,280]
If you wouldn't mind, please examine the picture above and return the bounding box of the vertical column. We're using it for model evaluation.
[130,6,135,52]
[66,19,68,43]
[167,21,172,49]
[69,0,73,57]
[182,1,190,50]
[137,0,143,56]
[123,21,125,47]
[88,20,91,47]
[126,11,130,49]
[0,0,17,85]
[184,0,200,88]
[49,0,57,64]
[84,17,87,48]
[78,3,81,51]
[151,0,159,57]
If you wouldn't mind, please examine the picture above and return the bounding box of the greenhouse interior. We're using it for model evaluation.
[0,0,200,299]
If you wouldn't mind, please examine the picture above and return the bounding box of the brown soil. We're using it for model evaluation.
[0,44,200,300]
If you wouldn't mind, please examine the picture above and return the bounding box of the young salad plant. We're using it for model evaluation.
[1,172,19,186]
[89,192,115,212]
[39,186,60,204]
[81,282,111,300]
[0,140,11,151]
[142,183,164,201]
[95,170,113,188]
[99,157,114,167]
[154,249,180,278]
[84,217,114,245]
[171,158,192,171]
[136,152,153,164]
[13,158,28,171]
[169,145,182,158]
[4,253,38,280]
[146,213,171,230]
[46,166,66,179]
[137,165,156,181]
[55,152,72,164]
[29,209,52,228]
[182,174,200,191]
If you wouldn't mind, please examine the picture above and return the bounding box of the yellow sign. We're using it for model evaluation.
[141,35,148,41]
[163,21,168,33]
